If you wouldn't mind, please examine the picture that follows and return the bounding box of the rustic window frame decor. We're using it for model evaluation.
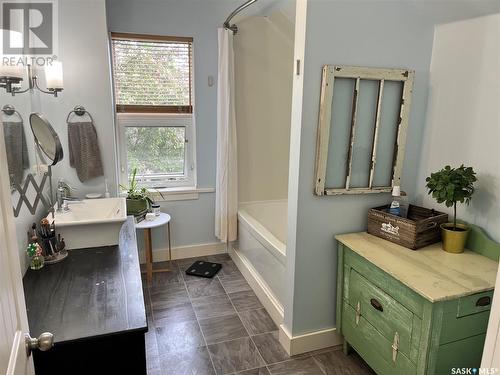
[314,65,414,196]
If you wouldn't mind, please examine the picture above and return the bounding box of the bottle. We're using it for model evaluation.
[399,191,409,218]
[104,179,111,198]
[389,186,402,216]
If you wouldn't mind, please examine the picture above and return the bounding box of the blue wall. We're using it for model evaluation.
[106,0,243,250]
[285,0,436,336]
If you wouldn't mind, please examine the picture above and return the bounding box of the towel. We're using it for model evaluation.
[3,121,29,185]
[68,121,104,182]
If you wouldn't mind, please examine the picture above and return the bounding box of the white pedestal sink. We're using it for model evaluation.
[47,198,127,250]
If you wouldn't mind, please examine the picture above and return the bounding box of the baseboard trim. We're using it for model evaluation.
[139,242,227,263]
[229,244,284,326]
[279,324,343,356]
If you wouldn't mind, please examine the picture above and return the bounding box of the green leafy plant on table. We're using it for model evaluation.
[425,165,477,253]
[120,168,164,216]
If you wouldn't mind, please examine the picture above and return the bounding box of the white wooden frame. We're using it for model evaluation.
[0,121,34,374]
[314,65,414,196]
[481,261,500,368]
[116,113,197,189]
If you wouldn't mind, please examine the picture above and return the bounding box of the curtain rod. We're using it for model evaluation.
[223,0,258,34]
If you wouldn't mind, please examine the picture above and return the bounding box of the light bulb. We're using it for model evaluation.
[45,61,63,89]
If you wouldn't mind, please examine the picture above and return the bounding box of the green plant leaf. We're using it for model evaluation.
[425,165,476,224]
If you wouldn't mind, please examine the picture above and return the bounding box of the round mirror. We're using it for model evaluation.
[29,113,63,166]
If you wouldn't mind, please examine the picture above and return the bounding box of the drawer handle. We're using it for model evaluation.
[355,301,361,325]
[476,296,491,307]
[370,298,383,312]
[392,332,399,363]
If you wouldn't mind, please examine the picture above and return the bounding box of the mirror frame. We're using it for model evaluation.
[29,112,63,166]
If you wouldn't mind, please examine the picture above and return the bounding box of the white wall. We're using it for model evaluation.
[0,0,109,272]
[234,10,294,203]
[416,13,500,242]
[38,0,116,198]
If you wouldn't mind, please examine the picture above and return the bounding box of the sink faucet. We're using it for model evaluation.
[56,180,81,212]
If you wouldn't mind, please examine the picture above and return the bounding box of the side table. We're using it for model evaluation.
[135,213,172,283]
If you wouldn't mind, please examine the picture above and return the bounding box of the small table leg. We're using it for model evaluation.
[144,228,153,284]
[167,222,172,261]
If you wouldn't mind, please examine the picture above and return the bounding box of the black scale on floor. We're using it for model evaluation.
[185,260,222,278]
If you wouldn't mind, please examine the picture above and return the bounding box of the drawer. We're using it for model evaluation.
[440,310,490,344]
[347,269,415,358]
[342,302,416,375]
[435,334,486,375]
[344,246,424,317]
[457,290,494,317]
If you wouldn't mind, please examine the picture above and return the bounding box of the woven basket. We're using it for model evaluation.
[367,204,448,250]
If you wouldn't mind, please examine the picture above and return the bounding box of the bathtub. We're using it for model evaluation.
[231,200,287,323]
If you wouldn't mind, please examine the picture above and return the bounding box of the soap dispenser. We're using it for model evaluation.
[389,186,409,218]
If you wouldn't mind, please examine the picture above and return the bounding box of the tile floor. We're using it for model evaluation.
[142,254,375,375]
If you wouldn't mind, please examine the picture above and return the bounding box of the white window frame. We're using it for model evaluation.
[117,113,197,190]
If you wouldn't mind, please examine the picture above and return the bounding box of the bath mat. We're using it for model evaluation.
[185,260,222,278]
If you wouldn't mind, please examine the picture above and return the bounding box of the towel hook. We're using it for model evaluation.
[66,105,94,124]
[1,104,24,123]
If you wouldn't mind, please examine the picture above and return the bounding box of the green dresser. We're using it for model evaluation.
[336,228,499,375]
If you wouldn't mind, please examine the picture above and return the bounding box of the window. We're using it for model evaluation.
[111,32,196,189]
[314,65,414,196]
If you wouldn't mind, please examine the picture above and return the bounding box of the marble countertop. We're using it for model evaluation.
[336,232,499,302]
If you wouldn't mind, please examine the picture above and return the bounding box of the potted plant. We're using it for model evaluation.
[120,168,161,216]
[425,165,477,253]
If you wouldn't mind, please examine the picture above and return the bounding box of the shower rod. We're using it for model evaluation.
[223,0,258,34]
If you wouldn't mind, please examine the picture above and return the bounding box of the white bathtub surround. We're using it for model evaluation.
[215,28,238,243]
[229,245,284,325]
[229,200,287,327]
[49,198,126,250]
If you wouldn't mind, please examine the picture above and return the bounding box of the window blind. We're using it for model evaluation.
[111,33,193,113]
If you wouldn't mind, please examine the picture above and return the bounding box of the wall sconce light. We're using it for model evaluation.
[0,62,64,97]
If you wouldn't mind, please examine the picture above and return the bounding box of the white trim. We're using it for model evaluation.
[0,111,34,373]
[120,187,215,202]
[278,324,343,356]
[229,244,284,327]
[481,261,500,368]
[116,112,197,190]
[284,0,308,341]
[139,242,226,263]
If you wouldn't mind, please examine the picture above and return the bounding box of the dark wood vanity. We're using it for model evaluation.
[23,217,148,375]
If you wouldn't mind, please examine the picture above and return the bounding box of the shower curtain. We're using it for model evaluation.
[215,28,238,242]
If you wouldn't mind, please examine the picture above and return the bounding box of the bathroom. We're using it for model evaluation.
[1,0,500,374]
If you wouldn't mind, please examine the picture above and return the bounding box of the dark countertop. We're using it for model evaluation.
[23,217,147,344]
